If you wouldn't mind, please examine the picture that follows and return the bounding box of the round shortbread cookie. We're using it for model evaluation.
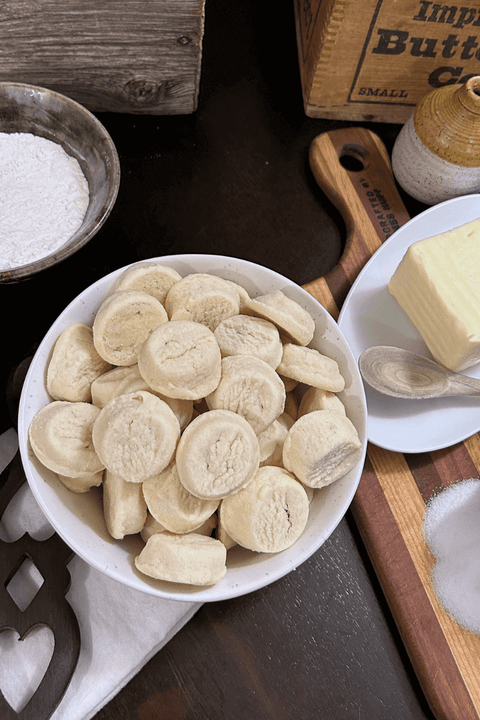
[175,409,260,499]
[103,469,147,540]
[282,410,362,489]
[111,365,193,429]
[93,289,168,366]
[224,278,250,311]
[47,323,112,403]
[91,365,137,408]
[257,412,294,466]
[138,319,222,400]
[279,374,298,393]
[92,390,180,483]
[216,514,237,550]
[205,355,285,434]
[29,401,104,478]
[114,262,182,304]
[219,465,310,553]
[214,314,283,368]
[57,470,104,493]
[140,512,167,541]
[135,531,227,586]
[298,386,346,417]
[165,273,240,331]
[244,290,315,346]
[140,513,166,542]
[140,511,217,543]
[285,392,298,420]
[143,462,219,533]
[276,343,345,393]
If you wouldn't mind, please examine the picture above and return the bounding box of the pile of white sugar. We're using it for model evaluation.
[423,478,480,635]
[0,132,89,269]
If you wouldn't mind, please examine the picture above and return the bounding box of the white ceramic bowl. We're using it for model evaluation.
[18,255,367,602]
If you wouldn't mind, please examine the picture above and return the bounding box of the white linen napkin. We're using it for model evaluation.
[0,429,202,720]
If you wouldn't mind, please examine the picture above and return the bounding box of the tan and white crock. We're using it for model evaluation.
[392,76,480,205]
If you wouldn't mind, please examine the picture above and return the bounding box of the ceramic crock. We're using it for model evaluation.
[392,76,480,205]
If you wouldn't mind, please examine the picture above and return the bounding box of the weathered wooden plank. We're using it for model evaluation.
[0,0,206,114]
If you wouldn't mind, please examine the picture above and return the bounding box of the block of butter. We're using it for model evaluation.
[388,216,480,372]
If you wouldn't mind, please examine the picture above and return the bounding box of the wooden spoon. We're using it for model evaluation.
[359,346,480,399]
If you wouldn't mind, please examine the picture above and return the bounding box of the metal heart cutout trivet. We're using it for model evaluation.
[0,358,81,719]
[0,626,55,713]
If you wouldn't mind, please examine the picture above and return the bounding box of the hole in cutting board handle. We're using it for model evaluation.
[339,143,370,172]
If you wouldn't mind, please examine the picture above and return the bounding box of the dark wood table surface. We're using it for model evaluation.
[0,1,440,718]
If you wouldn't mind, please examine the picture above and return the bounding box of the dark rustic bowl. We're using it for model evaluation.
[0,82,120,282]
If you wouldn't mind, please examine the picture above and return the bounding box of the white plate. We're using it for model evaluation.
[18,254,367,602]
[338,195,480,454]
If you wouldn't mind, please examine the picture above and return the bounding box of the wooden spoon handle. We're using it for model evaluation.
[449,372,480,395]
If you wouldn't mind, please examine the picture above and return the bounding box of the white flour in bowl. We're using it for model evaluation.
[0,132,89,269]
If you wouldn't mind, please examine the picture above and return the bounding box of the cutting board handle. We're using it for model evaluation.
[303,127,411,316]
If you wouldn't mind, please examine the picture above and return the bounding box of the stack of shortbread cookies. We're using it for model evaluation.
[28,262,362,587]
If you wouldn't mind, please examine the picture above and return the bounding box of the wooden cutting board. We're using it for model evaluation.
[0,1,205,115]
[303,127,480,720]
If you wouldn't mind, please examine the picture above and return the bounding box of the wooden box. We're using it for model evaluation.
[0,0,206,115]
[294,0,480,123]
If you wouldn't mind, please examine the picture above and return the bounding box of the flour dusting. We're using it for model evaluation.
[0,132,89,269]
